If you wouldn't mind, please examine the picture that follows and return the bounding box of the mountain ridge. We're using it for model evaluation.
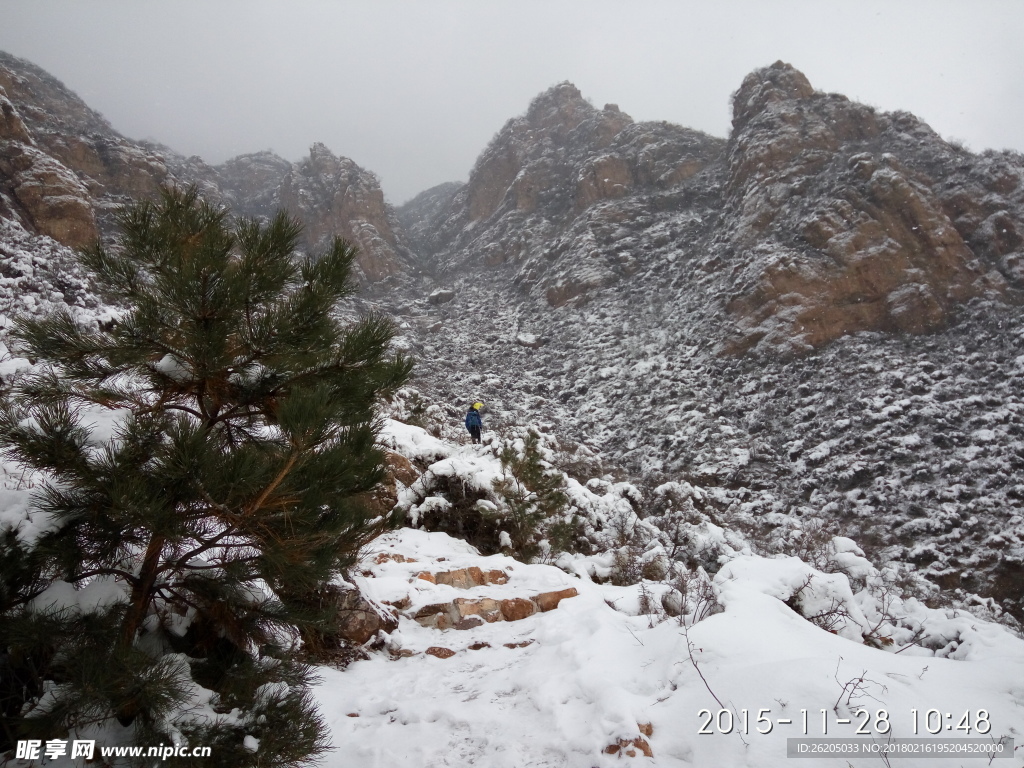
[2,52,1024,622]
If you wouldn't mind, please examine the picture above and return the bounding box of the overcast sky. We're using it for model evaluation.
[2,1,1022,204]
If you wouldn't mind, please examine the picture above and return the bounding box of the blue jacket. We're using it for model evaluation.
[465,408,482,429]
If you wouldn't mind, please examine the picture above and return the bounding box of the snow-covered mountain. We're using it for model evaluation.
[3,50,1024,767]
[385,63,1024,628]
[0,51,413,286]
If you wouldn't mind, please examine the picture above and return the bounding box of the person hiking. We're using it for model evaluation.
[465,401,483,444]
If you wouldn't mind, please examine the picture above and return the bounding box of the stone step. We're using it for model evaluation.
[415,566,508,588]
[412,588,578,630]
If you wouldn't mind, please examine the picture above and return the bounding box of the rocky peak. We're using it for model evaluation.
[278,143,411,283]
[415,82,723,291]
[731,60,814,133]
[0,51,114,138]
[719,64,1019,354]
[0,51,416,286]
[213,150,292,217]
[523,81,595,139]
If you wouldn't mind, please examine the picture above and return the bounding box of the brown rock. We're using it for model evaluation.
[468,641,491,650]
[604,737,653,758]
[3,144,99,247]
[48,136,168,200]
[720,63,1008,354]
[425,646,456,659]
[575,153,634,211]
[413,602,450,621]
[416,572,436,584]
[374,552,408,564]
[0,86,32,143]
[731,60,814,133]
[545,275,608,308]
[500,598,537,622]
[454,616,484,630]
[533,587,579,612]
[334,587,399,645]
[435,567,486,589]
[386,451,420,488]
[484,570,509,585]
[503,640,535,649]
[638,723,654,737]
[452,597,503,623]
[362,453,421,520]
[277,143,407,283]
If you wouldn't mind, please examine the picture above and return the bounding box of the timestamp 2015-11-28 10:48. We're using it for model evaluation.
[697,708,992,736]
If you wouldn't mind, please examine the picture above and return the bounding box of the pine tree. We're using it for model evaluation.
[0,187,412,764]
[493,429,569,560]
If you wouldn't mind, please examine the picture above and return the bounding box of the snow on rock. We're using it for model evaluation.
[379,418,453,465]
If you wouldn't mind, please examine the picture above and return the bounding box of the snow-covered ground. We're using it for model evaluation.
[314,528,1024,767]
[309,421,1024,767]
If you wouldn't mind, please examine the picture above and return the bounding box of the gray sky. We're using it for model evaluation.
[2,1,1022,204]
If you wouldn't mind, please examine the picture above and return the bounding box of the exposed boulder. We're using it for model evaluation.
[1,142,98,247]
[411,587,577,629]
[514,332,545,349]
[603,736,653,758]
[534,587,578,612]
[499,597,536,621]
[428,288,455,305]
[334,587,399,645]
[424,646,456,659]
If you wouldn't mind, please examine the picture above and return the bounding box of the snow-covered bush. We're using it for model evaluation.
[398,426,568,560]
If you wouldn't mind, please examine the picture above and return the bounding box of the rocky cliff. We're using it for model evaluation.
[720,62,1017,353]
[404,63,1022,353]
[403,81,726,307]
[0,51,412,286]
[0,51,170,247]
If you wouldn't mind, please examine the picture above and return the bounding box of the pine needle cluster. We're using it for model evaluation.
[0,187,412,764]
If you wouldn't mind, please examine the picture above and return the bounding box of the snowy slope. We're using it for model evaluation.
[306,422,1024,767]
[315,526,1024,767]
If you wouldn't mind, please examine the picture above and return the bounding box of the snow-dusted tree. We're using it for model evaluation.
[493,430,568,560]
[0,187,411,764]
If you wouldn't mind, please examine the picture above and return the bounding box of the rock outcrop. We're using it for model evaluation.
[162,144,417,286]
[0,82,98,247]
[278,143,410,282]
[720,61,1012,353]
[0,51,168,245]
[404,62,1022,353]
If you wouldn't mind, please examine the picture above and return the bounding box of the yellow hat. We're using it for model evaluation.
[473,402,484,409]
